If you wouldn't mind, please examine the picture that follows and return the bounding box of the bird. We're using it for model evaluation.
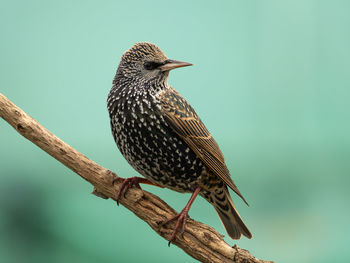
[107,42,252,244]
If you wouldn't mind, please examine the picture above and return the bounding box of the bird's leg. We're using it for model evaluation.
[162,186,201,246]
[112,176,163,205]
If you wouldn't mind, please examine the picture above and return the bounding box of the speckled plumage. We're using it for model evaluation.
[107,42,252,240]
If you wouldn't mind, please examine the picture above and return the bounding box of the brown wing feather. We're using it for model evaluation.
[159,88,248,205]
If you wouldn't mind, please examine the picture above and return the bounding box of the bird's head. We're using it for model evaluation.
[116,42,192,84]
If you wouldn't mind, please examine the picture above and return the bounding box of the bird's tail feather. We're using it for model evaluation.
[207,187,252,239]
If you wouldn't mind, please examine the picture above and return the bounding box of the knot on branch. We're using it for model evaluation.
[16,123,26,132]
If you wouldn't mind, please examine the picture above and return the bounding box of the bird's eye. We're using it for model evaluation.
[144,61,163,70]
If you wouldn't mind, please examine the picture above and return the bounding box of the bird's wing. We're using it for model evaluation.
[159,88,248,205]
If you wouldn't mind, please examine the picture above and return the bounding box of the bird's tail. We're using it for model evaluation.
[206,187,252,239]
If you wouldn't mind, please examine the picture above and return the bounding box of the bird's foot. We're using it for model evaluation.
[112,176,163,205]
[112,176,142,205]
[160,186,201,246]
[161,207,190,246]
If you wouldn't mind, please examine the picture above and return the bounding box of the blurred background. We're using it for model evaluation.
[1,0,349,262]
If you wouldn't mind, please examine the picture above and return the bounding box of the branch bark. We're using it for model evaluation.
[0,93,273,263]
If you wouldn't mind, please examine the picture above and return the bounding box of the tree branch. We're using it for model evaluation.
[0,93,273,263]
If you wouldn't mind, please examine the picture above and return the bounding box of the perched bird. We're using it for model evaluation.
[107,42,252,243]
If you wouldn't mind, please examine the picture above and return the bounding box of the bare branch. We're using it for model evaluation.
[0,93,273,263]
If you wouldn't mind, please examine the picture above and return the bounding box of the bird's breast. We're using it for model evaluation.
[108,88,206,192]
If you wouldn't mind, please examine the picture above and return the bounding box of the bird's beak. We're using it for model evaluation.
[159,59,193,72]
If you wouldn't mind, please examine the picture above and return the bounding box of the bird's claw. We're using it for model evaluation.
[112,176,123,185]
[114,177,143,205]
[161,209,189,246]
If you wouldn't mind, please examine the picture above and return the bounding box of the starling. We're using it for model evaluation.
[107,42,252,243]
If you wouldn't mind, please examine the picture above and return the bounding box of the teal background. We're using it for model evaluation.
[1,1,349,262]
